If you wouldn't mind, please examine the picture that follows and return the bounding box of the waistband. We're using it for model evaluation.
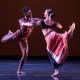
[44,31,53,37]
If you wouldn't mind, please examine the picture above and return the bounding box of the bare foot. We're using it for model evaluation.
[17,71,25,74]
[51,69,59,77]
[70,22,75,30]
[1,30,13,43]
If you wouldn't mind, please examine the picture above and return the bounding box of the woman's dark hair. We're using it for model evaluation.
[22,6,31,14]
[46,9,54,18]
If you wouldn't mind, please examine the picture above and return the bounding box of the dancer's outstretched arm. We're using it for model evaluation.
[32,18,42,26]
[19,19,34,27]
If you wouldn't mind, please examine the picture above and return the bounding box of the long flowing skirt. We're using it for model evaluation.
[45,31,69,64]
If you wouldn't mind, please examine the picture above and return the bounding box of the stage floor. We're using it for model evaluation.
[0,59,80,80]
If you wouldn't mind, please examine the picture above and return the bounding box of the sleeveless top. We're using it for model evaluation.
[41,20,57,29]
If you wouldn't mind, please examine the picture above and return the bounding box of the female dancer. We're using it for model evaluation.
[37,9,75,76]
[1,6,38,74]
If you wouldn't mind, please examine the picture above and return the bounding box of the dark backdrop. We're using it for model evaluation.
[0,0,80,56]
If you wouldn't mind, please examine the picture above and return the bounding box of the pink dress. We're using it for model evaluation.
[45,31,69,64]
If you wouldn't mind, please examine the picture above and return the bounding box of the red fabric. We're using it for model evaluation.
[45,31,68,64]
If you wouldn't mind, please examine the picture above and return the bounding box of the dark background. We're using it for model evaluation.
[0,0,80,57]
